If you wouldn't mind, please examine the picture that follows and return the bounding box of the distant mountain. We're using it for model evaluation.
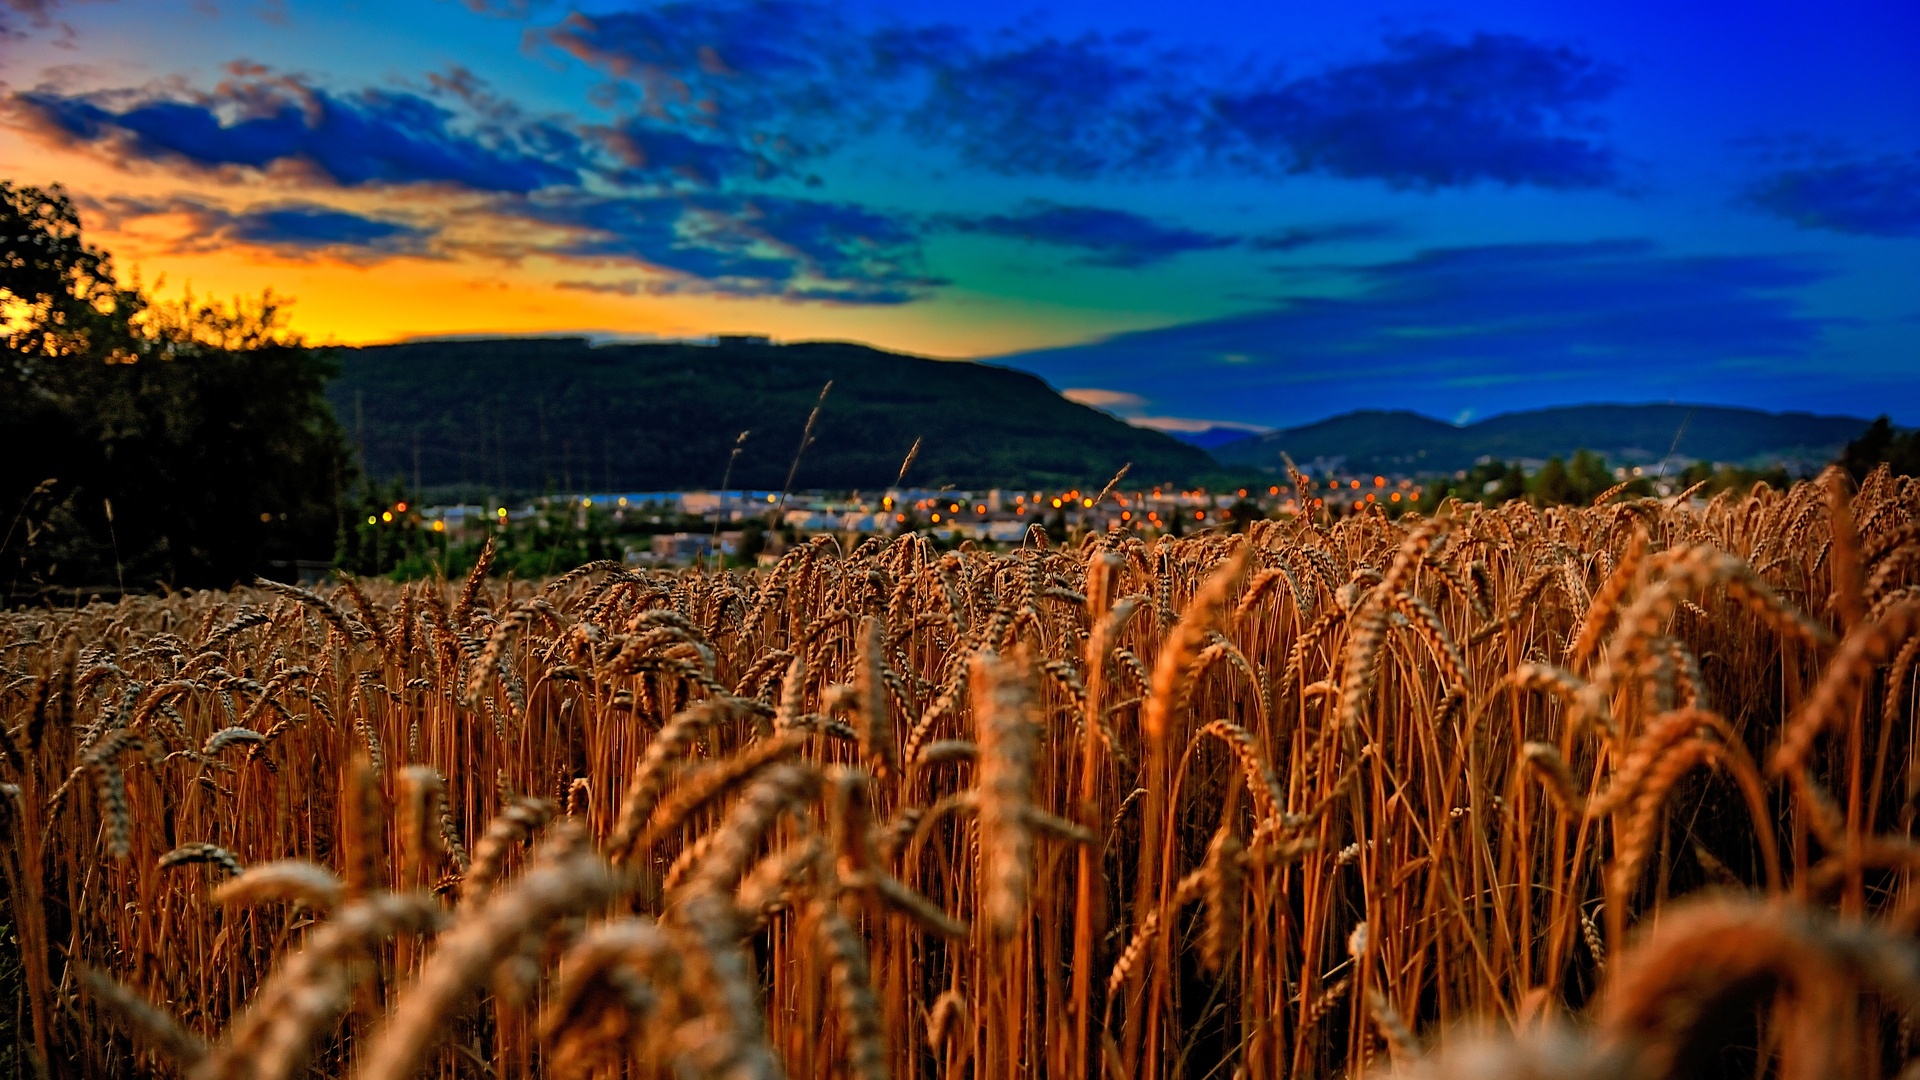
[329,337,1214,494]
[1209,404,1871,475]
[1161,425,1272,451]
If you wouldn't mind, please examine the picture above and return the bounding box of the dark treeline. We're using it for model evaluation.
[1,183,349,599]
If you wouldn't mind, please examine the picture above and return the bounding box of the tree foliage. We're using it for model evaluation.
[1841,416,1920,480]
[1,181,351,597]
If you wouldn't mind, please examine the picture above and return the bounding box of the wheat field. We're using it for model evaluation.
[4,466,1920,1079]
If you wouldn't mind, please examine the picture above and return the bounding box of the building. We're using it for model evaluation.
[650,533,714,560]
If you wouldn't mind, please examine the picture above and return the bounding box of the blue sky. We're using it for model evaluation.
[3,0,1916,430]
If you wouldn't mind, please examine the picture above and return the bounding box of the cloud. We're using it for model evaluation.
[534,3,855,155]
[1212,33,1623,189]
[554,279,645,296]
[589,118,772,187]
[948,201,1234,267]
[1,0,90,42]
[514,192,936,303]
[6,72,584,192]
[1062,387,1149,411]
[224,204,429,251]
[1744,151,1920,238]
[533,4,1626,189]
[896,31,1205,179]
[1250,220,1399,252]
[84,194,433,258]
[995,240,1874,427]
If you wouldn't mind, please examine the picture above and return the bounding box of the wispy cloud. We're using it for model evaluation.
[2,0,91,44]
[83,193,434,259]
[512,193,936,303]
[947,202,1233,267]
[1000,240,1860,427]
[534,3,856,161]
[1061,387,1149,410]
[1249,220,1400,252]
[1744,150,1920,238]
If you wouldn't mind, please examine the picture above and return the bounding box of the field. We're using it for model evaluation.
[3,467,1919,1080]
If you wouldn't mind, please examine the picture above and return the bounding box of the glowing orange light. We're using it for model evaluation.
[975,504,985,514]
[931,513,941,522]
[1195,511,1205,520]
[1268,486,1279,495]
[1365,493,1375,503]
[395,501,408,512]
[1081,498,1093,508]
[1051,498,1062,508]
[895,513,906,523]
[1350,480,1361,490]
[1390,492,1401,502]
[433,520,445,532]
[1121,511,1131,521]
[1374,476,1386,488]
[381,511,393,522]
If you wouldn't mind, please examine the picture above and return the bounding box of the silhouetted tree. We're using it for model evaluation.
[1533,457,1575,506]
[1841,416,1920,480]
[1,181,351,597]
[1570,449,1614,502]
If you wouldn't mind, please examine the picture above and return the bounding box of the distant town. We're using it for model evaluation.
[391,452,1736,566]
[409,478,1412,566]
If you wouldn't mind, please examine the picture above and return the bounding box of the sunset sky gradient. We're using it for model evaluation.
[4,0,1917,430]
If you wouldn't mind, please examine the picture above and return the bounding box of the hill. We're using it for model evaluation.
[328,337,1214,494]
[1162,425,1271,451]
[1210,404,1870,475]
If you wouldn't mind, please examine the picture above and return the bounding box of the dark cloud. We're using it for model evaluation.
[532,4,1626,189]
[588,117,773,187]
[84,194,433,258]
[6,74,583,192]
[534,3,854,158]
[1250,220,1400,252]
[996,240,1866,427]
[897,32,1205,179]
[948,201,1233,267]
[1744,152,1920,238]
[225,204,429,250]
[514,193,935,303]
[1213,34,1622,188]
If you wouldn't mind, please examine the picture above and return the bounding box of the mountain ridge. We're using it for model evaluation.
[328,337,1215,494]
[1206,403,1872,475]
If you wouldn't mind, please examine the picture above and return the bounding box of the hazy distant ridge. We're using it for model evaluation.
[1208,404,1871,474]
